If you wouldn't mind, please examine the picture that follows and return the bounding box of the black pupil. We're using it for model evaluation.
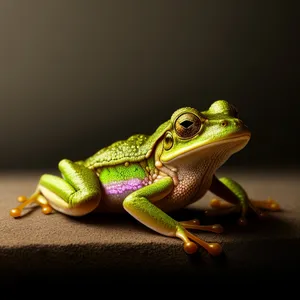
[180,120,193,128]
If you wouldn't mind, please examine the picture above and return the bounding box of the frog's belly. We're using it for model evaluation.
[96,178,143,213]
[95,171,212,213]
[154,168,213,213]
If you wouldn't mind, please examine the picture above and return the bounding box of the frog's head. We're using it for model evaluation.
[158,100,251,168]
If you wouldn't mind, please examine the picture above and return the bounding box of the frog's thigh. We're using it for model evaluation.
[39,159,101,216]
[38,176,99,216]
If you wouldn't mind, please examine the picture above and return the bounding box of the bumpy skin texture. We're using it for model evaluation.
[10,100,280,256]
[84,119,171,169]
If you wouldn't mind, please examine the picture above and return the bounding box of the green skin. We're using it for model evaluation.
[10,100,280,255]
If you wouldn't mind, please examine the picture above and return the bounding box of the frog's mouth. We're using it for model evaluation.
[162,132,251,165]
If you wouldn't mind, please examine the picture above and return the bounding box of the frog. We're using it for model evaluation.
[9,100,280,256]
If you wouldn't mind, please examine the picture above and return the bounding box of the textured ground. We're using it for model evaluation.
[1,169,300,288]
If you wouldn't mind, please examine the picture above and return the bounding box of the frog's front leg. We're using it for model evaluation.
[123,177,223,256]
[10,159,101,217]
[206,175,281,225]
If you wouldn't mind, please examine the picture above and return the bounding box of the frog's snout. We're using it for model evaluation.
[218,118,244,128]
[219,118,251,137]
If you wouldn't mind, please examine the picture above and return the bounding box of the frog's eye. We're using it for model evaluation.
[163,132,173,150]
[175,113,201,139]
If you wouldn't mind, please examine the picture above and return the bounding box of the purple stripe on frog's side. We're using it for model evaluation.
[103,178,144,195]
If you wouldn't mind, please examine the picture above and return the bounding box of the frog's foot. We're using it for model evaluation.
[10,192,53,218]
[248,198,281,212]
[176,227,222,256]
[179,219,223,234]
[205,199,248,225]
[178,219,223,255]
[206,197,281,225]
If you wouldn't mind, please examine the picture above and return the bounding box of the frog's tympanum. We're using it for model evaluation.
[10,100,280,255]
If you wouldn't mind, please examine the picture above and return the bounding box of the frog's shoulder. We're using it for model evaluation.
[84,120,172,169]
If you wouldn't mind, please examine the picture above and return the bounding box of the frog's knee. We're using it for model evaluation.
[40,185,100,216]
[58,158,74,171]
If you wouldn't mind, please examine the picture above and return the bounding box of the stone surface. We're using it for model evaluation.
[1,169,300,287]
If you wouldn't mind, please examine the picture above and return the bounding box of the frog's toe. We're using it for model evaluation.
[249,198,281,212]
[205,199,239,217]
[17,196,27,203]
[179,219,224,233]
[210,198,234,209]
[185,231,222,256]
[180,218,200,225]
[10,196,29,217]
[176,228,223,256]
[176,221,223,255]
[10,207,22,218]
[41,204,53,215]
[245,198,281,222]
[206,198,249,225]
[10,193,53,218]
[183,241,198,254]
[206,197,281,226]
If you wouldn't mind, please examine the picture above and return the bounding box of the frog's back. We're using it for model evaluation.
[83,134,151,169]
[83,120,171,169]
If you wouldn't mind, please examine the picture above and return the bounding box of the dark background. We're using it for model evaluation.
[0,0,299,171]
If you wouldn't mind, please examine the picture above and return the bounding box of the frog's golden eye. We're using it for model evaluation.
[175,113,201,139]
[164,132,173,150]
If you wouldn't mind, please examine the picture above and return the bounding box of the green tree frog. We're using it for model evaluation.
[10,100,280,255]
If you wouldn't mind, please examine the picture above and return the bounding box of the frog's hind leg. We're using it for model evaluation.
[209,197,280,214]
[207,176,281,225]
[10,159,101,218]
